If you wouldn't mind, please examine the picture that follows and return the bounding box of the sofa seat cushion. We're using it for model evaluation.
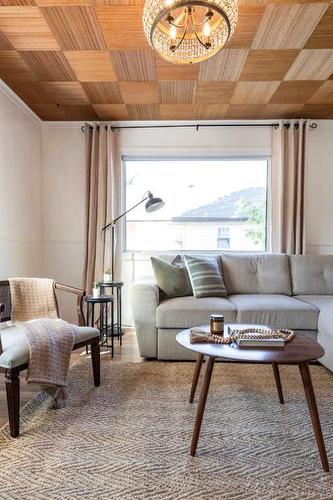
[228,294,319,330]
[0,323,99,369]
[156,296,237,329]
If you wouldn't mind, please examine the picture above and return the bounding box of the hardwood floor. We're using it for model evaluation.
[0,328,142,430]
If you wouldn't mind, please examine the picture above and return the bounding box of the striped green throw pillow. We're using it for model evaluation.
[184,255,227,298]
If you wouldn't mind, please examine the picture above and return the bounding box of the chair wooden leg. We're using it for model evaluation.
[5,369,20,438]
[91,340,100,387]
[272,363,284,404]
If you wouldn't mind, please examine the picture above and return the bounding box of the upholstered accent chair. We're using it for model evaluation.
[0,280,100,438]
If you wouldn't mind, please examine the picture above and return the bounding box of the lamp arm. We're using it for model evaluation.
[101,195,149,231]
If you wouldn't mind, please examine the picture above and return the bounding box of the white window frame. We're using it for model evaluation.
[121,155,272,254]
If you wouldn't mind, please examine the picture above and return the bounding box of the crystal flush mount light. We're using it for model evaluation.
[143,0,238,64]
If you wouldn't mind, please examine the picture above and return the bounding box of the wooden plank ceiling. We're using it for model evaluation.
[0,0,333,120]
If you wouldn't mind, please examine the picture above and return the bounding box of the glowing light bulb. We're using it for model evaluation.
[203,23,211,37]
[169,25,177,39]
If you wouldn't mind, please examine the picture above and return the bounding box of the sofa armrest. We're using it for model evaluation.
[131,279,159,358]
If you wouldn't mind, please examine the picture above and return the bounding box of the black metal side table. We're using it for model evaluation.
[84,294,115,357]
[99,281,123,345]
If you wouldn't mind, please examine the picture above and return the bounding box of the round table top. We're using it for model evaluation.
[176,324,324,364]
[85,294,114,303]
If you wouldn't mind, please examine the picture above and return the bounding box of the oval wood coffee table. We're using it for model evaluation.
[176,324,329,472]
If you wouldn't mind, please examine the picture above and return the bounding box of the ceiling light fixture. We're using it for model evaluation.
[143,0,238,64]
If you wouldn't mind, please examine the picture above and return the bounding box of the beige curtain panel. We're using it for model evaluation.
[271,120,309,255]
[83,123,120,293]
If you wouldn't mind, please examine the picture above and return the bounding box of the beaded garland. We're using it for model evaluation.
[190,327,295,345]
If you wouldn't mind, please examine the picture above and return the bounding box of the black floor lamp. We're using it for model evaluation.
[101,191,165,281]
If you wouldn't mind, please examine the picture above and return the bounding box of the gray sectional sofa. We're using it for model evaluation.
[131,254,333,371]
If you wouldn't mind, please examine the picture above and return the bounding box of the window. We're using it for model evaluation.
[217,227,230,249]
[123,157,269,252]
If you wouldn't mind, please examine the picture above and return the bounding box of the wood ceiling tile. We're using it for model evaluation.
[224,104,265,119]
[21,50,76,80]
[96,6,147,49]
[284,49,333,80]
[193,104,228,120]
[195,82,236,104]
[0,7,59,49]
[36,0,92,4]
[32,104,69,120]
[126,104,160,120]
[299,103,333,119]
[0,0,35,5]
[119,82,159,104]
[64,51,116,81]
[156,57,199,80]
[41,6,106,49]
[199,49,248,81]
[93,104,129,119]
[33,103,99,120]
[261,103,303,119]
[94,0,144,4]
[226,5,265,48]
[308,81,333,104]
[82,82,123,103]
[4,80,51,106]
[252,3,328,49]
[59,104,98,119]
[160,104,194,120]
[0,31,12,49]
[159,81,196,104]
[269,81,323,103]
[110,50,156,81]
[32,103,98,119]
[0,50,37,80]
[240,49,299,81]
[306,5,333,49]
[231,81,280,104]
[38,81,89,103]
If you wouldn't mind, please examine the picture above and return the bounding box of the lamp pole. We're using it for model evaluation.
[101,192,158,281]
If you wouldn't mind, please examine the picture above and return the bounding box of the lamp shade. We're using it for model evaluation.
[145,191,165,212]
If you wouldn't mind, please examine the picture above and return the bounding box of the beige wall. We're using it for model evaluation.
[0,82,43,279]
[41,124,86,321]
[306,121,333,255]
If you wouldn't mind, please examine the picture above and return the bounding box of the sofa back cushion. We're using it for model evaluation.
[290,255,333,295]
[221,254,292,295]
[151,256,192,299]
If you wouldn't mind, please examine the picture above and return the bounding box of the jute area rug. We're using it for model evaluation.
[0,359,333,499]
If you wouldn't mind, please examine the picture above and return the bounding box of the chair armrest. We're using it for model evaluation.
[131,279,160,358]
[55,283,86,326]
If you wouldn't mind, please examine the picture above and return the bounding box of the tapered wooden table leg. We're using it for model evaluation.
[272,363,284,404]
[190,356,215,457]
[299,362,329,472]
[189,353,204,403]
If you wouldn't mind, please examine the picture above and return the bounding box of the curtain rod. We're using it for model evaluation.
[81,122,318,133]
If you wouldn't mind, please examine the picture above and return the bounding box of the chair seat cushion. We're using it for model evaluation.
[0,323,99,369]
[228,294,319,330]
[156,296,237,329]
